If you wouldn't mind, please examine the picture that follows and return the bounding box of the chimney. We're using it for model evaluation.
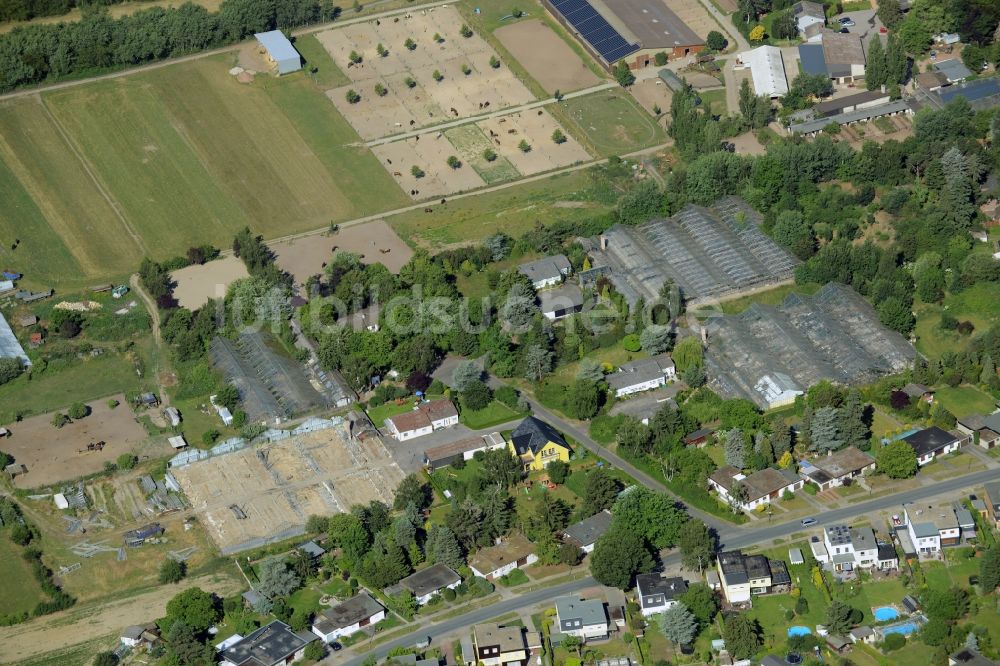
[599,235,608,251]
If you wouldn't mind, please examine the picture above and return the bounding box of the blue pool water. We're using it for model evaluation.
[788,626,812,637]
[882,622,918,636]
[874,607,899,621]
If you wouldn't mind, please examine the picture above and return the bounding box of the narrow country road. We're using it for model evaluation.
[337,465,1000,665]
[129,273,171,407]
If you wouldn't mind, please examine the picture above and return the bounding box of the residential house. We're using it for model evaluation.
[554,596,609,642]
[956,414,1000,449]
[539,284,584,321]
[984,481,1000,529]
[507,416,571,472]
[819,32,867,83]
[849,626,876,645]
[390,563,461,605]
[606,354,676,398]
[219,621,317,666]
[792,1,826,36]
[383,399,459,441]
[898,426,966,465]
[635,574,688,617]
[715,550,790,605]
[798,446,875,491]
[469,533,538,580]
[562,510,613,554]
[311,593,385,643]
[472,623,533,666]
[708,466,804,513]
[518,255,572,289]
[423,432,506,471]
[823,525,881,572]
[901,502,962,558]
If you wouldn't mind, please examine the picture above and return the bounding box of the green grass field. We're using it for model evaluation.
[459,400,523,429]
[0,536,46,616]
[446,125,521,185]
[0,55,406,288]
[550,89,665,157]
[934,385,997,419]
[915,282,1000,358]
[293,34,351,88]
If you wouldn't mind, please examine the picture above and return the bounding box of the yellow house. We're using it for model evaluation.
[507,416,571,472]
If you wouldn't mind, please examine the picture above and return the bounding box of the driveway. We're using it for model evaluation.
[833,9,885,49]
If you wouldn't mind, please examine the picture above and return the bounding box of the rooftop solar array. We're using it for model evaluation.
[550,0,640,64]
[589,196,799,306]
[704,283,916,409]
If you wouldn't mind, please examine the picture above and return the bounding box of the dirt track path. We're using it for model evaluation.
[0,572,242,663]
[130,273,170,408]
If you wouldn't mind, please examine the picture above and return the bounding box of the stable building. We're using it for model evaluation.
[254,31,302,75]
[735,46,788,98]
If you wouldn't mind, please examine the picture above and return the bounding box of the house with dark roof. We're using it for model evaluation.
[507,416,571,472]
[684,427,714,447]
[539,284,584,321]
[518,255,572,289]
[383,399,459,441]
[958,412,1000,449]
[792,1,826,35]
[984,481,1000,529]
[469,533,538,580]
[635,574,688,616]
[715,550,790,605]
[554,596,609,642]
[219,620,317,666]
[798,446,875,491]
[898,426,966,465]
[311,593,385,642]
[388,563,462,605]
[606,354,676,398]
[562,510,613,554]
[708,466,803,513]
[813,90,891,118]
[901,382,934,403]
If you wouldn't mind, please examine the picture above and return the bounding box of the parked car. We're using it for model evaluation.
[330,642,342,652]
[801,517,817,526]
[838,17,855,26]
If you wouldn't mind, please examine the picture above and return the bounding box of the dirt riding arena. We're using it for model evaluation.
[3,395,159,489]
[495,19,601,94]
[170,420,404,554]
[272,221,414,287]
[373,107,590,198]
[628,79,673,117]
[662,0,719,39]
[318,6,534,140]
[171,256,249,310]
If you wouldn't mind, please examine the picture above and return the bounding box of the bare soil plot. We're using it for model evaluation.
[372,133,489,199]
[272,221,413,286]
[317,6,534,140]
[171,255,249,310]
[628,78,674,116]
[4,395,161,489]
[0,572,241,664]
[662,0,719,39]
[729,130,767,155]
[171,421,404,553]
[494,19,601,93]
[476,108,590,175]
[715,0,739,12]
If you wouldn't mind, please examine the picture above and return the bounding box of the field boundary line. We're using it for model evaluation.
[38,96,148,254]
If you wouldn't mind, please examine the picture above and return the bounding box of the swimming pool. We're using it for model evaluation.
[882,622,918,635]
[788,626,812,637]
[874,606,899,621]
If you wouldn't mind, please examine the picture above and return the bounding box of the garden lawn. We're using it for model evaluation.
[915,282,1000,358]
[287,586,323,617]
[0,536,46,616]
[933,385,997,419]
[459,400,523,429]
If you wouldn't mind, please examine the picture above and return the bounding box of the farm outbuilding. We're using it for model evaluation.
[254,31,302,75]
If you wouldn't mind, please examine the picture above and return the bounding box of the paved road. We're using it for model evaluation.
[697,0,749,52]
[364,82,618,147]
[334,466,998,665]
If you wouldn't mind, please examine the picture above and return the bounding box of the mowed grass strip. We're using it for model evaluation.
[0,99,140,280]
[0,152,84,286]
[0,536,45,616]
[445,125,520,185]
[294,34,351,88]
[550,88,665,156]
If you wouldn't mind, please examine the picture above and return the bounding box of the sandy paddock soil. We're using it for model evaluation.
[662,0,719,39]
[272,220,413,286]
[318,6,534,140]
[373,134,488,198]
[4,395,163,489]
[477,108,590,175]
[172,423,404,553]
[0,572,241,663]
[171,255,249,310]
[495,19,601,93]
[628,78,675,117]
